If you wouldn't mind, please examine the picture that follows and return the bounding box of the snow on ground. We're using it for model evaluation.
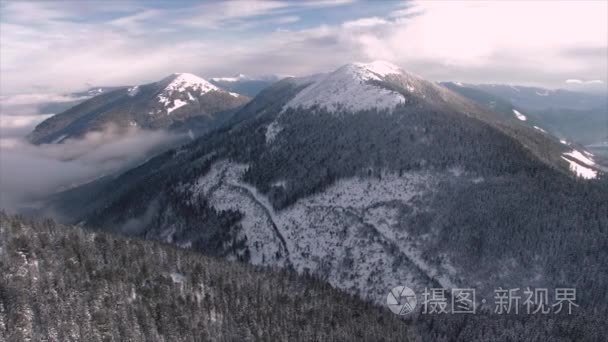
[561,157,597,179]
[170,272,186,284]
[354,60,402,78]
[167,99,187,114]
[284,62,406,113]
[195,162,288,267]
[265,122,282,144]
[561,149,598,179]
[192,161,457,303]
[127,86,139,97]
[271,180,287,189]
[512,109,527,121]
[564,149,595,166]
[533,126,546,133]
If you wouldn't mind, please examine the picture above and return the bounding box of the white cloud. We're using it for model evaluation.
[0,125,182,211]
[0,0,606,94]
[342,17,388,29]
[0,93,87,106]
[176,1,289,28]
[565,79,604,84]
[0,113,52,130]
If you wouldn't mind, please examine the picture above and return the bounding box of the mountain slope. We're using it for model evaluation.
[4,212,605,341]
[27,73,249,144]
[48,61,607,310]
[443,82,608,151]
[0,212,416,341]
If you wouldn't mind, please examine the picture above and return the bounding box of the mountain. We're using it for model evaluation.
[0,212,416,341]
[442,82,608,151]
[210,74,280,97]
[4,213,604,342]
[47,61,607,317]
[27,73,249,145]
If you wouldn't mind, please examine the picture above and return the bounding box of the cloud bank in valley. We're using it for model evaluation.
[0,123,182,212]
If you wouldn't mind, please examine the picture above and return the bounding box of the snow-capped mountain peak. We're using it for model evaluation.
[156,73,235,114]
[334,61,405,83]
[283,61,415,113]
[352,60,403,79]
[163,73,219,94]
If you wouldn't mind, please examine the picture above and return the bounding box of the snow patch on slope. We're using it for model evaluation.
[562,157,597,179]
[564,150,595,166]
[127,86,139,97]
[265,122,282,144]
[512,109,527,121]
[561,149,597,179]
[167,99,187,114]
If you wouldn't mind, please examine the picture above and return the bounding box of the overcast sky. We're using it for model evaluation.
[1,0,606,94]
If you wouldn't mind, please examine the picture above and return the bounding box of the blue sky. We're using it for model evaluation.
[1,0,606,94]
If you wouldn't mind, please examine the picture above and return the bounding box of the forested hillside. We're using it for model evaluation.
[2,213,605,341]
[0,213,414,341]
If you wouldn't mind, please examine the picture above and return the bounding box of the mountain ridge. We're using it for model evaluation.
[27,73,249,145]
[44,62,607,313]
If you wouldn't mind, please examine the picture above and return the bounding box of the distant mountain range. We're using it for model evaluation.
[210,74,282,97]
[27,73,249,144]
[442,82,608,156]
[28,71,606,159]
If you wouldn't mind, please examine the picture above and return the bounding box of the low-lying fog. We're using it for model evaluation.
[0,93,182,213]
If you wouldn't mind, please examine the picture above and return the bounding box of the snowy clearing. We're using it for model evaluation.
[512,109,527,121]
[561,157,597,179]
